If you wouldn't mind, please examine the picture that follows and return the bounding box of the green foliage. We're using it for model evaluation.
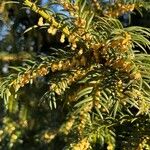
[0,0,150,149]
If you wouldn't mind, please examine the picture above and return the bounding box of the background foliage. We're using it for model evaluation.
[0,0,150,149]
